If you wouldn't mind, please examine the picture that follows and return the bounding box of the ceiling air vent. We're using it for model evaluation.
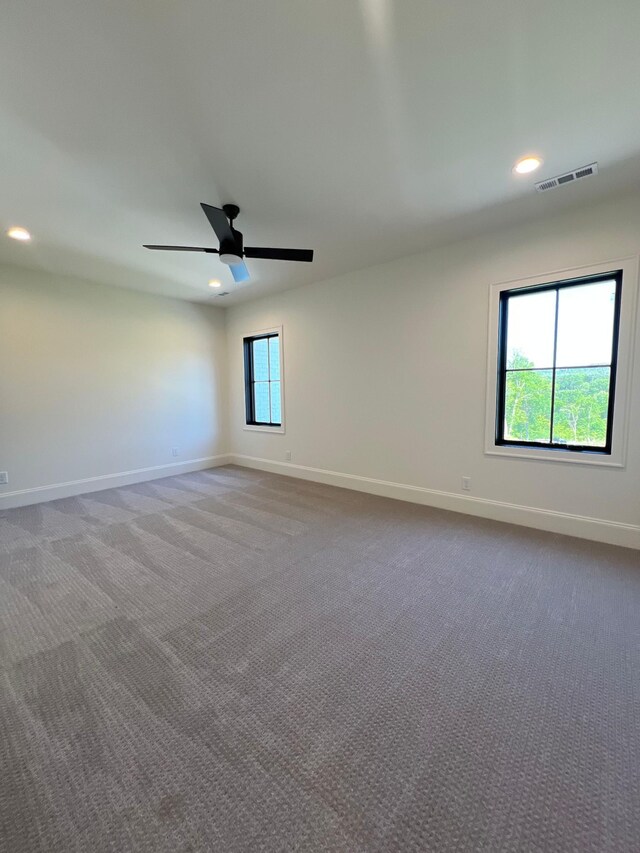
[535,162,598,192]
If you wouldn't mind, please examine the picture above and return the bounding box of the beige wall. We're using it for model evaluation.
[226,193,640,547]
[0,266,228,504]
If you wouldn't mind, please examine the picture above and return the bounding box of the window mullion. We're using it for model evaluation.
[266,335,272,424]
[496,294,509,442]
[548,288,560,444]
[250,343,256,423]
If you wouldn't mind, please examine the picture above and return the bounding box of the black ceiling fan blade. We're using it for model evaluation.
[200,203,234,245]
[244,247,314,262]
[143,245,219,253]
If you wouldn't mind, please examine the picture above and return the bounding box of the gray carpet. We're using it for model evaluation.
[1,465,639,852]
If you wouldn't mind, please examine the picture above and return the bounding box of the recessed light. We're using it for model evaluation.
[513,156,543,175]
[6,226,31,241]
[209,279,221,288]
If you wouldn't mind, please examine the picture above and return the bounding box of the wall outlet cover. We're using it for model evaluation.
[0,472,8,485]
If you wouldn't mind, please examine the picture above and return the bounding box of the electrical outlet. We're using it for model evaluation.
[0,471,8,485]
[171,447,179,458]
[461,476,471,491]
[285,451,292,461]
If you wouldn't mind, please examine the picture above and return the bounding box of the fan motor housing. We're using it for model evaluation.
[221,227,243,257]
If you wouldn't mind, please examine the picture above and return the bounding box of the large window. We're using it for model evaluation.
[496,271,622,453]
[243,330,283,429]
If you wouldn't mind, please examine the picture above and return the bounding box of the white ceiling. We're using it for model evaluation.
[2,0,640,305]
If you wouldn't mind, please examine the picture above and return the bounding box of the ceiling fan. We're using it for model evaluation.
[144,203,314,283]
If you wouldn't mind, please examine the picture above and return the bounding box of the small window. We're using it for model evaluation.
[496,271,622,453]
[243,330,283,429]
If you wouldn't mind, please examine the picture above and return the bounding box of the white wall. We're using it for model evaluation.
[2,194,639,545]
[226,193,640,548]
[0,265,228,506]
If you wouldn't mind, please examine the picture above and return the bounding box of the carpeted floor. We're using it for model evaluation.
[0,465,639,852]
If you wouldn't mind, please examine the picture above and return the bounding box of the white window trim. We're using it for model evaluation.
[484,256,639,468]
[242,325,286,434]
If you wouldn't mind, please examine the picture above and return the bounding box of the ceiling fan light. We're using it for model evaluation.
[219,252,243,265]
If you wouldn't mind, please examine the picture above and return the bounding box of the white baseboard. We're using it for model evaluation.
[0,454,232,510]
[229,454,640,550]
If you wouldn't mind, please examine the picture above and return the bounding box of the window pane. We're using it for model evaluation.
[252,338,269,381]
[506,290,556,369]
[270,381,281,423]
[555,281,616,367]
[504,369,553,443]
[253,382,270,422]
[552,367,610,447]
[269,336,280,381]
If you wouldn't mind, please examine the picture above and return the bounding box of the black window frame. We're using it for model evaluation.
[496,269,623,455]
[243,332,282,427]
